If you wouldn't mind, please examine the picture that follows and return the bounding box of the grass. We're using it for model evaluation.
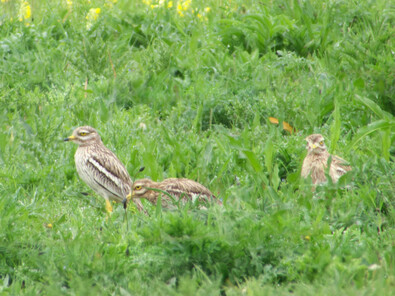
[0,0,394,294]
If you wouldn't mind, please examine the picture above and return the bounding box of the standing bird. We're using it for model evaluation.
[301,134,352,185]
[64,126,144,214]
[126,178,221,209]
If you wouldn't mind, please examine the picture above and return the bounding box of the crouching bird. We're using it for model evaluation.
[301,134,352,185]
[126,178,222,209]
[64,126,145,214]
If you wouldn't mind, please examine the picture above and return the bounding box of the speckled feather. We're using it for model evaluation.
[131,178,221,208]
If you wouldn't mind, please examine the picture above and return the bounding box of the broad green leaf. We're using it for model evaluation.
[242,150,263,172]
[354,95,392,120]
[271,163,280,189]
[348,119,395,152]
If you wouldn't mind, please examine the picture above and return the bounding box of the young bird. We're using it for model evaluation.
[127,178,221,209]
[64,126,144,214]
[301,134,351,185]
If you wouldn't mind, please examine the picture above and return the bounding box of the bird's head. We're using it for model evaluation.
[127,179,154,199]
[305,134,327,154]
[64,126,101,146]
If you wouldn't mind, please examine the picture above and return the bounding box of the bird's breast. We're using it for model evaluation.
[74,148,94,182]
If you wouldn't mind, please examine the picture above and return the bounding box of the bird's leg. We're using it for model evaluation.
[122,198,129,231]
[104,199,113,222]
[105,199,113,213]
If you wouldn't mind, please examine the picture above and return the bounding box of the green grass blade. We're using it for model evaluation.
[348,119,395,153]
[354,95,393,120]
[330,97,341,153]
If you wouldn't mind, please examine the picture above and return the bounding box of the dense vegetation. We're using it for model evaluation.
[0,0,394,294]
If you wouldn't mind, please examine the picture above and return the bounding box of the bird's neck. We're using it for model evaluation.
[309,149,329,157]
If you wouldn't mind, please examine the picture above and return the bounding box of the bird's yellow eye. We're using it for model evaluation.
[79,132,88,136]
[134,185,142,190]
[319,141,324,146]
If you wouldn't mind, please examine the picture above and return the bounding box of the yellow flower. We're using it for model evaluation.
[86,8,101,21]
[18,1,31,22]
[26,8,31,18]
[86,7,101,30]
[176,0,192,16]
[142,0,152,5]
[168,1,173,8]
[204,7,210,13]
[177,3,183,16]
[182,0,191,11]
[1,0,9,3]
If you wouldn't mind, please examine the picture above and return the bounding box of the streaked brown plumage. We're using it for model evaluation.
[301,134,352,185]
[64,126,144,213]
[127,178,221,209]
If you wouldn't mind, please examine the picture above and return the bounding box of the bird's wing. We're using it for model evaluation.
[331,155,352,173]
[162,179,216,201]
[86,146,132,202]
[329,154,351,183]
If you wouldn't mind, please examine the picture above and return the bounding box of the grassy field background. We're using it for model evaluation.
[0,0,394,294]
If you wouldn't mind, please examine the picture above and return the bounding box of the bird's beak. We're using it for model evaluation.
[126,192,132,201]
[64,135,76,142]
